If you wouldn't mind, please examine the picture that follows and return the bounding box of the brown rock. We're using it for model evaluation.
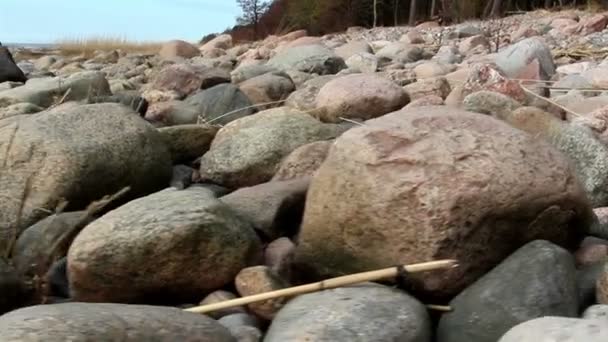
[511,26,540,42]
[445,84,466,107]
[575,237,608,267]
[462,63,527,103]
[150,64,205,98]
[67,187,262,303]
[334,40,373,60]
[277,30,308,43]
[294,106,592,299]
[285,75,337,112]
[414,61,455,79]
[404,94,444,108]
[145,100,201,126]
[314,74,409,123]
[221,178,310,240]
[282,36,323,50]
[199,290,247,319]
[273,140,333,181]
[159,40,200,59]
[141,89,182,104]
[400,30,425,44]
[200,34,233,51]
[238,73,295,110]
[235,266,289,320]
[459,35,491,54]
[581,14,608,35]
[597,263,608,304]
[264,237,295,280]
[158,124,218,163]
[403,76,451,100]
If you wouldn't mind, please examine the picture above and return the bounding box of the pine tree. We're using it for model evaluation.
[236,0,271,39]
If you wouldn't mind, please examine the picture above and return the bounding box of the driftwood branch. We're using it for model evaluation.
[185,259,458,314]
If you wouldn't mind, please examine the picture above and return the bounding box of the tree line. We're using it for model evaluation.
[225,0,608,42]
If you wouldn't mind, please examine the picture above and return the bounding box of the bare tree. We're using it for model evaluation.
[394,0,400,26]
[373,0,378,27]
[490,0,503,17]
[236,0,270,39]
[409,0,418,25]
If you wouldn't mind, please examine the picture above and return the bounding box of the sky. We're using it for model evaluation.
[0,0,242,44]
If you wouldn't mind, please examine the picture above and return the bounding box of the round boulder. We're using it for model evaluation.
[294,106,592,299]
[265,283,431,341]
[67,187,262,303]
[314,74,409,123]
[199,107,347,189]
[0,303,235,341]
[0,103,172,257]
[159,40,200,59]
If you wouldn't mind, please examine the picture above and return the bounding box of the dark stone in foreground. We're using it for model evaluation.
[0,302,236,341]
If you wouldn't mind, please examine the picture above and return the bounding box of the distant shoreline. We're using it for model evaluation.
[3,43,56,49]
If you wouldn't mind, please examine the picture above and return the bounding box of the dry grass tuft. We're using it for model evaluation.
[55,36,165,57]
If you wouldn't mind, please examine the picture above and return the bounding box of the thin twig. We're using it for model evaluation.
[339,117,365,126]
[520,85,581,118]
[185,259,458,314]
[202,100,288,125]
[427,304,452,312]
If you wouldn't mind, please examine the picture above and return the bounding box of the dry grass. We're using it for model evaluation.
[55,36,165,57]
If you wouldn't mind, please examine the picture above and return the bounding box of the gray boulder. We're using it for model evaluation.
[0,302,236,342]
[0,71,111,108]
[495,37,556,80]
[265,283,431,342]
[185,83,256,125]
[376,42,425,64]
[267,45,346,75]
[463,90,522,120]
[11,211,92,286]
[504,107,608,207]
[67,187,262,303]
[437,240,578,342]
[498,317,608,342]
[285,75,337,111]
[231,64,280,84]
[198,107,346,189]
[0,103,172,257]
[158,124,218,163]
[221,178,310,240]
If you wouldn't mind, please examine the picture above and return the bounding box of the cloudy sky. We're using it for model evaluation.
[0,0,241,44]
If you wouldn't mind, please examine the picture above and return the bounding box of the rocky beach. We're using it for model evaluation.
[3,7,608,341]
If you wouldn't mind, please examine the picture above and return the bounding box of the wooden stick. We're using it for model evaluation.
[185,259,458,314]
[520,85,581,118]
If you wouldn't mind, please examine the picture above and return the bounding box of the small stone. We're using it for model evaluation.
[459,35,490,54]
[264,237,295,279]
[235,266,289,320]
[404,94,444,108]
[199,290,246,319]
[463,90,522,120]
[159,40,200,59]
[583,305,608,320]
[272,140,333,181]
[498,317,608,342]
[403,76,451,100]
[575,237,608,267]
[345,52,379,73]
[158,124,218,164]
[315,73,409,123]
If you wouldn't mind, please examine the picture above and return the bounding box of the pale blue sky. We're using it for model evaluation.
[0,0,241,44]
